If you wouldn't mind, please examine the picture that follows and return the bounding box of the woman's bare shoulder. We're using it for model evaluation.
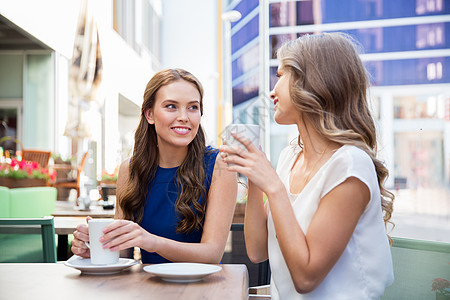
[117,159,131,186]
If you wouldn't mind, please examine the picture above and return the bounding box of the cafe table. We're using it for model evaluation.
[52,201,116,218]
[0,263,249,300]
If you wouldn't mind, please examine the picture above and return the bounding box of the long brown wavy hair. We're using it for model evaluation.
[277,32,394,234]
[118,68,207,234]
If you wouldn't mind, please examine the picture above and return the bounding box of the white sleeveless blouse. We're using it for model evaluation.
[267,145,394,299]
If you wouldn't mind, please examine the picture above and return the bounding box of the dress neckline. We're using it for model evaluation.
[287,144,346,196]
[157,165,179,171]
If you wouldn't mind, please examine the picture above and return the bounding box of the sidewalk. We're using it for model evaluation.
[390,188,450,242]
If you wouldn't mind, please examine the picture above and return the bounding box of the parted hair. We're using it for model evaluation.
[277,32,394,232]
[118,68,207,234]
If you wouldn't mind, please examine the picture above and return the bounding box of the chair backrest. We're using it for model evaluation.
[22,149,51,168]
[0,216,57,263]
[75,152,89,184]
[0,186,10,217]
[9,187,57,218]
[381,237,450,299]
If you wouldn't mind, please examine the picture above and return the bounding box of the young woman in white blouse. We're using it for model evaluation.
[220,32,394,299]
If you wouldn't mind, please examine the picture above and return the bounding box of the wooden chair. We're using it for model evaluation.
[0,216,57,263]
[22,149,51,168]
[53,152,88,203]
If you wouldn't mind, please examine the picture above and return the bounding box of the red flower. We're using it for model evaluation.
[0,158,55,181]
[432,278,450,292]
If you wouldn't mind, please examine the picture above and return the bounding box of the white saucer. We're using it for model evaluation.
[143,263,222,283]
[64,255,139,275]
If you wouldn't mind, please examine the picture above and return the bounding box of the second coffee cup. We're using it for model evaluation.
[225,124,260,149]
[224,124,260,166]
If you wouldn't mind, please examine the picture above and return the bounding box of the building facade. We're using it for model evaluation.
[225,0,450,190]
[0,0,162,178]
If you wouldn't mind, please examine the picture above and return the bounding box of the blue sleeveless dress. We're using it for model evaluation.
[139,146,219,263]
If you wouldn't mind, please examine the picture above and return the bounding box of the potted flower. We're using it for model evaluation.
[432,278,450,300]
[98,168,118,202]
[100,169,118,184]
[0,158,57,188]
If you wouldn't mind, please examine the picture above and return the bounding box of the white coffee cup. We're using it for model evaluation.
[85,219,119,265]
[224,124,260,163]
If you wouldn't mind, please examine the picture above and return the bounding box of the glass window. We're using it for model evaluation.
[270,33,303,59]
[231,15,258,54]
[365,57,450,86]
[270,1,313,27]
[269,0,449,26]
[113,0,160,62]
[232,73,259,106]
[232,43,259,80]
[394,131,444,189]
[270,66,278,91]
[230,0,259,30]
[416,0,445,15]
[394,94,446,119]
[269,23,449,57]
[0,55,23,98]
[347,23,449,53]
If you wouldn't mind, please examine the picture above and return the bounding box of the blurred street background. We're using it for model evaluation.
[0,0,449,243]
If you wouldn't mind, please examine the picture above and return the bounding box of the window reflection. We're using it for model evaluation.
[394,131,444,189]
[416,0,444,15]
[270,1,314,27]
[416,23,445,49]
[232,73,259,106]
[269,23,449,58]
[231,16,258,53]
[365,57,449,86]
[232,43,259,80]
[394,94,446,119]
[269,0,449,25]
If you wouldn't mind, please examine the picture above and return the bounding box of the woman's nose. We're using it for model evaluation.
[270,90,276,100]
[177,109,188,122]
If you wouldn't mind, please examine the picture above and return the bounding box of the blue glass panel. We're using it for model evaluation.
[231,15,259,54]
[270,33,307,59]
[232,43,259,80]
[270,1,313,27]
[366,57,449,86]
[229,0,259,29]
[270,66,278,91]
[270,0,450,26]
[232,73,259,106]
[269,22,449,57]
[345,23,449,53]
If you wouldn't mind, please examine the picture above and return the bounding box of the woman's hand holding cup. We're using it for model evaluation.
[71,216,92,258]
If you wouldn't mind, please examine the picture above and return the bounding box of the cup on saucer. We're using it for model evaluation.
[85,219,119,265]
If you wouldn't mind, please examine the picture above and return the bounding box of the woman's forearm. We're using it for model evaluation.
[244,181,269,263]
[145,236,225,264]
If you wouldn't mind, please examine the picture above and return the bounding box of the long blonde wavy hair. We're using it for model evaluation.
[118,68,207,234]
[277,32,394,233]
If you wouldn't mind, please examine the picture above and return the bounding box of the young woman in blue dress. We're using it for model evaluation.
[72,68,237,263]
[220,33,394,299]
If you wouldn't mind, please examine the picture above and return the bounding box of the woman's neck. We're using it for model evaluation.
[296,120,337,162]
[157,144,188,168]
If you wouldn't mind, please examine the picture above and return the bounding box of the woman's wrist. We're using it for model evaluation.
[265,180,286,200]
[142,231,160,254]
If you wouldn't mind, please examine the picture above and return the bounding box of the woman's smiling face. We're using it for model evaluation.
[145,79,202,151]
